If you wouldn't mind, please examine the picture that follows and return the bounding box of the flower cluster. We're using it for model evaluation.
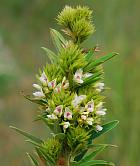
[33,71,69,98]
[73,69,93,84]
[32,70,106,132]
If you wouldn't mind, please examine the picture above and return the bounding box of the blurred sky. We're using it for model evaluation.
[0,0,140,166]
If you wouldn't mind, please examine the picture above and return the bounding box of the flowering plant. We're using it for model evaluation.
[11,6,119,166]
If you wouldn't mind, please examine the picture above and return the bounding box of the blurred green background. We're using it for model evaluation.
[0,0,139,165]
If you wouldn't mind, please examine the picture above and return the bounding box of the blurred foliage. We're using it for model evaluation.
[0,0,140,166]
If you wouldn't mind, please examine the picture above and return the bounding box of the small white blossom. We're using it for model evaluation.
[63,122,70,129]
[81,115,87,120]
[72,95,86,107]
[33,83,42,90]
[47,114,58,120]
[96,125,103,131]
[95,82,104,92]
[85,100,94,112]
[96,102,103,109]
[54,84,61,93]
[33,91,45,98]
[96,102,106,116]
[62,77,69,89]
[48,79,56,89]
[94,46,101,52]
[39,71,48,84]
[83,73,93,78]
[74,69,83,84]
[64,107,72,120]
[54,105,63,117]
[96,110,106,116]
[86,117,94,125]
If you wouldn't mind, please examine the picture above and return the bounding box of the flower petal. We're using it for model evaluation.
[33,91,45,97]
[96,125,103,131]
[33,83,42,90]
[64,107,72,120]
[39,71,48,84]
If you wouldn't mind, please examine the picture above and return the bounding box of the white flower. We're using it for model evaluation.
[63,122,70,129]
[62,77,69,89]
[74,69,83,84]
[86,117,94,125]
[96,110,106,116]
[96,125,103,131]
[95,82,104,92]
[81,115,87,120]
[83,73,93,78]
[47,114,58,120]
[96,102,106,116]
[54,84,61,93]
[33,91,45,98]
[85,100,94,112]
[39,71,48,84]
[96,102,103,109]
[72,95,86,107]
[94,46,101,52]
[64,107,72,120]
[33,83,42,90]
[54,105,63,117]
[48,79,56,89]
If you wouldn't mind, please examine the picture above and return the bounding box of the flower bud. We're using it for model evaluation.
[96,125,103,131]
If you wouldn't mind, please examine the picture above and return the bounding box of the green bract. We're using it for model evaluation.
[10,5,118,166]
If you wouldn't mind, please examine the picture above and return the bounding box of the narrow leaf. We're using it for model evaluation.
[55,133,65,140]
[36,147,55,165]
[41,47,57,63]
[35,148,50,166]
[50,28,66,52]
[26,139,41,147]
[10,126,43,144]
[79,160,115,166]
[88,143,118,149]
[82,72,102,86]
[85,50,95,61]
[24,94,47,106]
[84,52,118,71]
[75,121,119,162]
[27,153,39,166]
[79,145,106,163]
[74,149,87,162]
[89,120,119,144]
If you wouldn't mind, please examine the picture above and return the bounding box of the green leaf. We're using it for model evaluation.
[36,147,55,166]
[41,47,58,63]
[84,52,118,71]
[82,72,102,86]
[50,28,66,52]
[75,121,119,162]
[54,133,65,140]
[23,94,47,106]
[35,148,50,166]
[10,126,43,144]
[74,149,87,162]
[88,143,118,149]
[26,139,41,147]
[79,145,106,164]
[26,153,39,166]
[85,50,95,61]
[78,160,115,166]
[89,120,119,144]
[39,116,62,134]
